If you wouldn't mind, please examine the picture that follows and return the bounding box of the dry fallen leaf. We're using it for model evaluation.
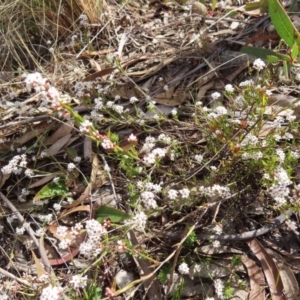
[246,238,287,300]
[241,255,266,300]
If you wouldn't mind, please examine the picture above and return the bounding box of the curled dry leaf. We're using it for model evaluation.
[241,255,266,300]
[266,249,300,300]
[246,238,287,300]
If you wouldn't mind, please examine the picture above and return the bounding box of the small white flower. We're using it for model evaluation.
[70,274,88,289]
[79,120,93,133]
[128,134,138,142]
[265,89,272,96]
[74,156,82,163]
[178,262,190,275]
[195,154,203,163]
[67,163,76,171]
[130,96,139,104]
[171,108,177,116]
[225,84,234,93]
[168,189,178,200]
[180,188,190,199]
[53,203,62,211]
[253,58,266,71]
[211,92,221,100]
[163,85,169,91]
[53,177,60,183]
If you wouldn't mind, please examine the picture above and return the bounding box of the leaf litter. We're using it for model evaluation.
[0,0,300,299]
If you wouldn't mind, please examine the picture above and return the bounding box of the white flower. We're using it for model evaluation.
[178,262,190,275]
[253,58,266,71]
[53,203,62,211]
[180,188,190,199]
[70,275,88,289]
[225,84,234,93]
[168,189,178,200]
[214,106,227,116]
[195,154,203,163]
[132,211,147,231]
[130,96,139,104]
[163,85,169,91]
[67,163,76,171]
[239,79,254,87]
[214,279,225,300]
[276,149,285,164]
[171,108,177,116]
[152,148,167,158]
[40,285,63,300]
[79,120,93,133]
[101,138,114,150]
[265,89,272,96]
[211,92,221,100]
[74,156,82,163]
[128,134,138,142]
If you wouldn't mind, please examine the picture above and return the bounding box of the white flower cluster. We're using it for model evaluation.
[240,133,259,147]
[225,84,234,93]
[79,120,93,133]
[40,285,63,300]
[195,154,204,163]
[125,211,148,231]
[268,167,292,206]
[276,149,285,164]
[214,279,225,300]
[55,224,81,250]
[178,262,190,275]
[253,58,266,71]
[167,188,190,200]
[79,219,107,259]
[241,151,263,160]
[1,154,27,175]
[70,274,88,289]
[25,73,73,115]
[199,184,232,200]
[207,106,228,119]
[138,181,162,209]
[239,79,254,87]
[140,134,176,165]
[79,13,89,26]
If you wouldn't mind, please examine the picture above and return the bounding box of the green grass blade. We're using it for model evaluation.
[269,0,300,48]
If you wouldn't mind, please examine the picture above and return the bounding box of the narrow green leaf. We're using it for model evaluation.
[267,55,280,63]
[241,46,283,59]
[269,0,300,48]
[291,43,299,59]
[94,205,131,223]
[245,0,269,12]
[34,179,68,201]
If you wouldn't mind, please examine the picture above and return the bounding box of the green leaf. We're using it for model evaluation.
[65,147,78,160]
[267,55,280,63]
[269,0,300,48]
[291,43,299,59]
[34,179,68,201]
[241,46,283,59]
[245,0,269,12]
[94,205,131,223]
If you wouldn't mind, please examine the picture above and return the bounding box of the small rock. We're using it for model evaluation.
[115,269,135,296]
[191,2,207,16]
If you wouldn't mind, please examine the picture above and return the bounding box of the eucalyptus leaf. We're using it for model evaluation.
[33,179,69,201]
[269,0,300,48]
[94,205,131,223]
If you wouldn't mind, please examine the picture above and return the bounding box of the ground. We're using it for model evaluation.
[0,0,300,299]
